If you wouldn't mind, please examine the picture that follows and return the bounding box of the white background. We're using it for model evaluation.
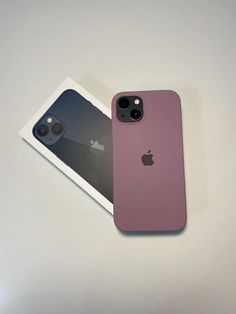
[0,1,235,313]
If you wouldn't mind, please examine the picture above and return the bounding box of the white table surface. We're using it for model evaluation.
[0,1,235,313]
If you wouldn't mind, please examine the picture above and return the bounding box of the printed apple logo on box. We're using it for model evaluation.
[90,140,105,151]
[141,150,154,166]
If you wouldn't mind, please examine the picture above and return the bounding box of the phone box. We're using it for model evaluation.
[20,77,113,214]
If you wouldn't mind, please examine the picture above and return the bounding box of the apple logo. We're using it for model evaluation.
[141,150,154,166]
[90,139,105,151]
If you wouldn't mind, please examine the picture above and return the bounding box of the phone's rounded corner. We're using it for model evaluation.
[113,214,128,233]
[31,124,37,139]
[167,90,182,103]
[112,91,123,100]
[172,214,187,234]
[60,88,78,99]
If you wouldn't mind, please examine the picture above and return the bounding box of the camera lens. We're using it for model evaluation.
[118,98,129,109]
[130,109,142,120]
[52,122,64,135]
[36,124,49,137]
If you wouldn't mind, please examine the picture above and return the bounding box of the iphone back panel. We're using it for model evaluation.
[112,90,187,232]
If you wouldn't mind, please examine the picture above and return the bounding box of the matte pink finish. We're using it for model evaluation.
[112,90,187,232]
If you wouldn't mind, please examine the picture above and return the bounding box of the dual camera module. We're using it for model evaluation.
[37,122,64,137]
[116,96,143,123]
[34,116,65,145]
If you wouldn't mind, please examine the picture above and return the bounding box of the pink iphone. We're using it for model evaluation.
[112,90,187,232]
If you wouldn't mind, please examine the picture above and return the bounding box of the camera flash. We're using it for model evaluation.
[47,117,53,123]
[134,98,140,105]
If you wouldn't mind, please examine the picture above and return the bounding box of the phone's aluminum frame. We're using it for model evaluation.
[19,77,113,214]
